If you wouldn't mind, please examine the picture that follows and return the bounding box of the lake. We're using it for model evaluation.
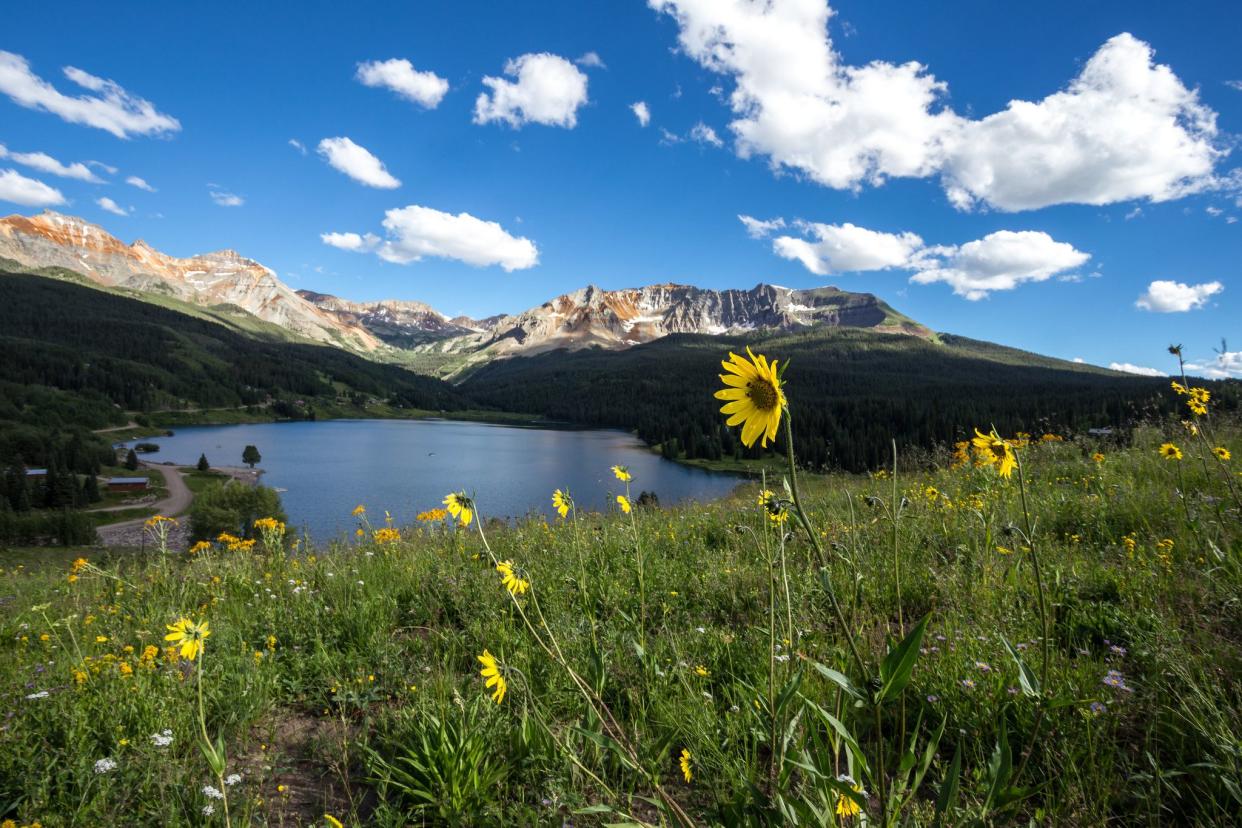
[124,419,742,540]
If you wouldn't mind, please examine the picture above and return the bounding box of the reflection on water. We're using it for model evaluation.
[127,419,742,540]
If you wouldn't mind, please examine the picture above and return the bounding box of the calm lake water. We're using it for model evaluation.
[125,419,741,540]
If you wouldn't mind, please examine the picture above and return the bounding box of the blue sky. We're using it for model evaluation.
[1,0,1239,378]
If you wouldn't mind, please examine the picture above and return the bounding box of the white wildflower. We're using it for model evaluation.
[25,690,49,700]
[203,784,224,799]
[94,757,118,774]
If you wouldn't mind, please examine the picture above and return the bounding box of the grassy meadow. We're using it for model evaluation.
[0,384,1239,826]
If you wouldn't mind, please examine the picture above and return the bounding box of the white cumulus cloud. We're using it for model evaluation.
[689,122,723,147]
[209,188,244,207]
[125,175,154,191]
[324,205,538,271]
[773,221,923,275]
[0,50,179,138]
[1134,279,1223,312]
[630,101,651,127]
[474,53,589,128]
[576,52,607,69]
[737,214,786,239]
[0,168,65,206]
[910,230,1090,300]
[317,137,401,189]
[0,144,103,182]
[320,231,380,252]
[1185,351,1242,379]
[1109,362,1167,377]
[649,3,1226,211]
[356,59,449,109]
[96,197,129,216]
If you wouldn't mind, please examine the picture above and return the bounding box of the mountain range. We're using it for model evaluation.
[0,211,931,377]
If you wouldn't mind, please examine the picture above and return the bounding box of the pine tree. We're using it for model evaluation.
[197,453,210,472]
[83,473,101,504]
[242,445,261,468]
[125,449,139,471]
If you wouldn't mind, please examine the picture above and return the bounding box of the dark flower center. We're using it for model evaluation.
[748,377,779,411]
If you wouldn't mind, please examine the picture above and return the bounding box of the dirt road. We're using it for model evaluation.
[95,463,193,545]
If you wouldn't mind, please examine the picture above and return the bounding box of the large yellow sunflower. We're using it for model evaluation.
[164,618,211,661]
[551,489,572,518]
[971,428,1017,478]
[478,649,507,704]
[496,560,530,596]
[715,348,786,448]
[443,492,475,526]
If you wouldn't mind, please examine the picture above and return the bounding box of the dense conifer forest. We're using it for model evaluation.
[462,328,1237,471]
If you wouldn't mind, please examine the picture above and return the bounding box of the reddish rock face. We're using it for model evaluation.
[0,211,380,350]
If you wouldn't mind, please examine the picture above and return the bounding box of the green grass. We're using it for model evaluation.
[0,421,1238,826]
[182,469,232,495]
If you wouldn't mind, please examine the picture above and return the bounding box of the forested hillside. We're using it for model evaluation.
[461,327,1234,471]
[0,272,474,469]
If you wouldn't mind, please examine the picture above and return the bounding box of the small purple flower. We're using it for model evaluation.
[926,694,940,703]
[1007,686,1020,695]
[1089,701,1107,715]
[961,678,976,690]
[1102,670,1133,692]
[935,634,947,642]
[1109,644,1127,657]
[975,661,991,673]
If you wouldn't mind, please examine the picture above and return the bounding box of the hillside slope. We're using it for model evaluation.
[460,326,1199,471]
[0,271,473,433]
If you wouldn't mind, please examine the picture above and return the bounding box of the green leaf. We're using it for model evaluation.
[878,613,930,703]
[1001,635,1041,698]
[932,739,962,827]
[573,727,638,773]
[773,667,804,717]
[810,661,863,701]
[983,718,1012,813]
[802,698,871,779]
[573,805,614,815]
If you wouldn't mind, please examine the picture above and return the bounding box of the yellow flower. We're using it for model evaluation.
[611,465,632,482]
[551,489,572,518]
[835,780,864,819]
[1190,386,1210,404]
[1214,446,1231,461]
[693,664,710,677]
[71,557,89,574]
[1171,381,1188,395]
[443,492,474,527]
[971,428,1017,478]
[95,635,108,644]
[616,494,632,514]
[189,540,212,555]
[372,527,401,544]
[324,816,344,828]
[416,508,447,522]
[715,347,786,448]
[496,560,530,596]
[144,515,177,529]
[478,649,507,704]
[1188,399,1207,416]
[1158,442,1183,461]
[66,574,78,584]
[351,504,366,517]
[995,545,1013,555]
[757,489,788,523]
[254,517,286,534]
[1040,433,1063,443]
[164,617,211,661]
[1092,452,1105,463]
[679,748,693,783]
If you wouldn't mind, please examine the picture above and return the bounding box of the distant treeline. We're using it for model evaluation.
[462,328,1237,472]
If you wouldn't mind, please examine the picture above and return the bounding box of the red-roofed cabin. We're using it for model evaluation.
[107,477,149,492]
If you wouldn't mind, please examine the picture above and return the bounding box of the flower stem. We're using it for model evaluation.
[782,410,869,679]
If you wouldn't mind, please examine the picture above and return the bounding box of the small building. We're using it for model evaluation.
[1087,427,1115,437]
[25,468,48,477]
[107,477,149,493]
